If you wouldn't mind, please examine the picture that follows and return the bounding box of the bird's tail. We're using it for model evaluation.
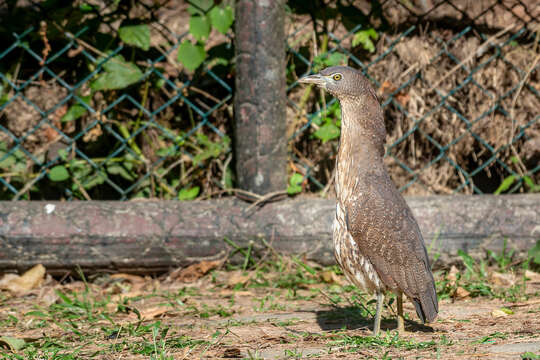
[412,282,438,323]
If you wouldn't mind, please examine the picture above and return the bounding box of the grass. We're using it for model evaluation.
[333,332,439,351]
[0,244,538,359]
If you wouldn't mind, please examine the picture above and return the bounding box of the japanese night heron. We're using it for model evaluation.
[299,66,438,335]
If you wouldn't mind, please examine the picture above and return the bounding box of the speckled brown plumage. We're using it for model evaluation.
[300,66,438,334]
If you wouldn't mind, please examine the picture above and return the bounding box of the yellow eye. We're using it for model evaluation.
[332,73,342,81]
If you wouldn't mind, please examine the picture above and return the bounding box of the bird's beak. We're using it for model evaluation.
[298,74,326,88]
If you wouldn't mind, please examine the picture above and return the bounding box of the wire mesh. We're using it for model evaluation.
[0,0,538,200]
[0,0,233,200]
[286,0,539,195]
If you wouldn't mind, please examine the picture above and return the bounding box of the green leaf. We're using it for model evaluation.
[193,134,229,165]
[190,15,211,41]
[118,24,150,51]
[523,176,540,192]
[62,96,91,123]
[187,0,213,15]
[0,336,25,351]
[79,3,96,12]
[25,310,48,317]
[287,173,304,195]
[55,290,73,304]
[529,240,540,265]
[58,149,69,161]
[352,28,379,52]
[178,186,200,201]
[107,164,135,181]
[326,53,347,66]
[48,165,69,182]
[62,104,87,122]
[91,55,143,91]
[209,5,234,34]
[224,167,234,189]
[0,154,15,169]
[313,52,348,71]
[177,40,206,71]
[157,145,176,157]
[314,122,340,143]
[494,175,515,195]
[81,172,107,190]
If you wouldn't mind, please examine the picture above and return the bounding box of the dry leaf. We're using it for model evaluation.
[129,306,170,320]
[110,290,143,303]
[454,286,470,299]
[222,347,242,358]
[395,92,410,106]
[0,336,25,352]
[525,270,540,283]
[378,80,409,106]
[447,265,459,286]
[170,260,223,282]
[489,272,516,286]
[0,264,46,295]
[226,271,251,287]
[42,125,60,142]
[38,286,59,306]
[491,309,509,318]
[110,273,146,283]
[219,289,254,297]
[83,123,102,142]
[320,270,345,285]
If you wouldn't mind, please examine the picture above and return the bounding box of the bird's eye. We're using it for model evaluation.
[332,73,342,81]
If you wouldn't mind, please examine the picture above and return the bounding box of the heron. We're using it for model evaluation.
[299,66,438,335]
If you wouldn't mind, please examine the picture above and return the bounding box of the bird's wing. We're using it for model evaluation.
[345,171,438,322]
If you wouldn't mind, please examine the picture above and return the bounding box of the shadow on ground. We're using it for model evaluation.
[315,306,435,333]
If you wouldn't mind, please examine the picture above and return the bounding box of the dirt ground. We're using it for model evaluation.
[1,258,540,359]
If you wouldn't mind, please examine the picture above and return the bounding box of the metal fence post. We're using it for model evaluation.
[234,0,287,195]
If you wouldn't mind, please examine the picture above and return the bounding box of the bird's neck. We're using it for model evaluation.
[337,100,386,166]
[335,100,386,199]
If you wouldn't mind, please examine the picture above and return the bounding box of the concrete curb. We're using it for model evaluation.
[0,195,538,273]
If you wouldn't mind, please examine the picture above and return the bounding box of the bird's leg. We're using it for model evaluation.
[397,291,405,333]
[373,292,384,336]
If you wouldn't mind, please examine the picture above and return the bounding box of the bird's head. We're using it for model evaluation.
[299,65,386,154]
[298,66,375,101]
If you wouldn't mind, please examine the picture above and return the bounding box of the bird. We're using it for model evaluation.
[299,66,438,335]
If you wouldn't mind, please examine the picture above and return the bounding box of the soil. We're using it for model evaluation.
[1,263,539,359]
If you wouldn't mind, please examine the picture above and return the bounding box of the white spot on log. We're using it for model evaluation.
[255,172,264,186]
[44,204,55,214]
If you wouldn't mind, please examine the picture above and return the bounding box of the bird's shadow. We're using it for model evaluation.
[315,306,435,333]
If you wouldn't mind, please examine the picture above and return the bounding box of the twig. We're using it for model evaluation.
[318,289,341,308]
[198,188,264,202]
[245,190,288,212]
[428,24,516,92]
[13,174,42,200]
[508,52,540,177]
[38,21,51,82]
[72,176,92,200]
[198,328,229,359]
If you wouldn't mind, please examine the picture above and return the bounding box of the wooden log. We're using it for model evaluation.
[0,195,538,274]
[234,0,287,195]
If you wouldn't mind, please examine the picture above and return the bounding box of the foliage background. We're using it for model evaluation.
[0,0,538,200]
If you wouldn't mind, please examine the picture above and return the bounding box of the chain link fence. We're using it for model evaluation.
[0,0,234,200]
[286,0,539,195]
[0,0,538,200]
